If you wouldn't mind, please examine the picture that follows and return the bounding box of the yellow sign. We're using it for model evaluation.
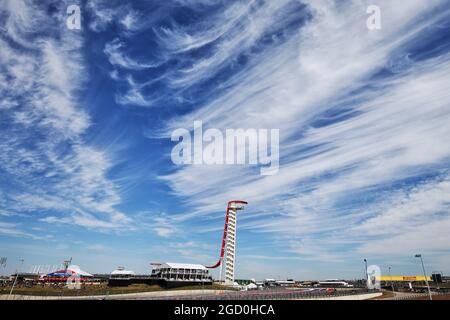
[376,276,431,282]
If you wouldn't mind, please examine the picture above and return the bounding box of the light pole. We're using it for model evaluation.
[363,259,368,288]
[415,254,432,301]
[388,266,395,294]
[9,258,24,299]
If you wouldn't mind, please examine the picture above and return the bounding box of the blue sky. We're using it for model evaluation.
[1,0,450,280]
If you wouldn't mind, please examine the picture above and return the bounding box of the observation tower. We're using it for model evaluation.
[206,200,248,285]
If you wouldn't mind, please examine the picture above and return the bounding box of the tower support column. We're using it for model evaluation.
[224,207,237,284]
[206,200,247,285]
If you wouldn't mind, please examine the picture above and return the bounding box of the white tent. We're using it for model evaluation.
[67,265,93,277]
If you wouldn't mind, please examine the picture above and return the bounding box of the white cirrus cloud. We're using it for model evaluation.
[0,0,131,233]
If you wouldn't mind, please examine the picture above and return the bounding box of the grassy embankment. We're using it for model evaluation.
[0,283,228,297]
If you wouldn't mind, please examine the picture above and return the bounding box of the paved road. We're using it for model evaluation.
[1,289,381,301]
[382,292,434,300]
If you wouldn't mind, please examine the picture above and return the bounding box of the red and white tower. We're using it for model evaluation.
[207,200,248,285]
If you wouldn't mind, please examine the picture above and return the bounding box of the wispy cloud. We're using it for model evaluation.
[104,38,161,71]
[152,0,450,263]
[0,221,52,240]
[2,0,450,276]
[0,0,130,232]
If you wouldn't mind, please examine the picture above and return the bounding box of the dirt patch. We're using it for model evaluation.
[412,294,450,300]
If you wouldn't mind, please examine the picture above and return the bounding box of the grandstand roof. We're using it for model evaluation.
[156,262,207,270]
[111,267,135,276]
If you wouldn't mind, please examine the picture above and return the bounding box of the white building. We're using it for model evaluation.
[151,262,212,282]
[110,267,135,279]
